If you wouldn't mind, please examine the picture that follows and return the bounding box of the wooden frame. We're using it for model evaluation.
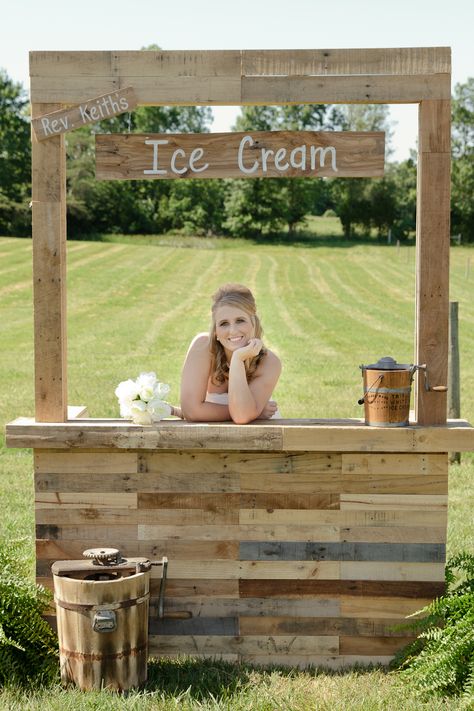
[29,47,451,424]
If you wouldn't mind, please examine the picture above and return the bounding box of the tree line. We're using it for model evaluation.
[1,67,473,241]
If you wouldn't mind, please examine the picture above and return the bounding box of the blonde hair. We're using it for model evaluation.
[209,284,267,385]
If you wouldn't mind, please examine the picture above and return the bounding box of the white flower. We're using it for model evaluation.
[116,371,171,425]
[115,379,140,417]
[136,372,158,402]
[129,399,153,426]
[149,399,172,420]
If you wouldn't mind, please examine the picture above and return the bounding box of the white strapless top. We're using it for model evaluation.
[205,391,281,419]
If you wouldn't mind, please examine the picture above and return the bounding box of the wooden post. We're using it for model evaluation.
[415,99,451,424]
[448,302,461,464]
[31,103,68,422]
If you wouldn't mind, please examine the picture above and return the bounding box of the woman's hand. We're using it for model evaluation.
[232,338,263,363]
[256,400,278,419]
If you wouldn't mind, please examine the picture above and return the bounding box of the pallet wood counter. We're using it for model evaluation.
[6,415,474,668]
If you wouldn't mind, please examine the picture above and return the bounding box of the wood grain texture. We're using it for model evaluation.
[241,74,450,105]
[31,104,67,423]
[96,131,385,180]
[32,87,137,141]
[30,443,450,668]
[7,419,474,451]
[415,100,451,424]
[30,48,451,78]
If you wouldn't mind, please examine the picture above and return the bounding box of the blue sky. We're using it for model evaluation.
[1,0,472,161]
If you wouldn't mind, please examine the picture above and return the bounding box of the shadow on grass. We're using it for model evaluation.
[145,656,390,701]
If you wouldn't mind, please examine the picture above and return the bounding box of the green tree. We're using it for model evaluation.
[451,78,474,242]
[226,104,331,236]
[328,104,393,238]
[0,69,31,235]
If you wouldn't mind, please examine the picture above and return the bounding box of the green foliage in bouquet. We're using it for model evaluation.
[0,539,58,686]
[393,551,474,703]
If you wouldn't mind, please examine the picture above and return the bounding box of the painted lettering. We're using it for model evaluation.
[310,146,338,172]
[144,139,169,175]
[261,147,274,173]
[290,145,306,171]
[40,117,53,136]
[238,135,259,174]
[89,105,100,121]
[189,147,209,173]
[119,96,129,110]
[274,147,289,172]
[170,148,188,175]
[79,104,91,123]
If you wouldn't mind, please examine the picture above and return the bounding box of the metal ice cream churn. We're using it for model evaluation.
[358,356,447,427]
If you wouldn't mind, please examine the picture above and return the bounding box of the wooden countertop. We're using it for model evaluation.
[5,411,474,452]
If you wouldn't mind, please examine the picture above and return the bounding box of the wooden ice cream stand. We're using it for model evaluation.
[6,47,474,669]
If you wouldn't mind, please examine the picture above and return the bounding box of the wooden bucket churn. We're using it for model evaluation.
[358,356,416,427]
[51,547,167,691]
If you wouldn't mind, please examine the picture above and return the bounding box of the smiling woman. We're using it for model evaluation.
[179,283,282,423]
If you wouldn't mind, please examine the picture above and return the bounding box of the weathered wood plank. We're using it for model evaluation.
[35,451,138,475]
[36,524,137,541]
[340,636,415,655]
[341,453,448,494]
[30,75,242,106]
[241,47,451,77]
[148,635,339,655]
[340,526,446,543]
[35,508,138,524]
[340,562,445,581]
[35,472,141,493]
[138,524,340,542]
[241,74,450,105]
[340,494,447,510]
[138,493,240,510]
[240,509,447,527]
[151,617,238,636]
[30,50,242,77]
[31,103,67,424]
[240,493,340,510]
[141,451,340,476]
[239,616,411,636]
[32,87,137,141]
[160,560,340,580]
[158,596,340,619]
[7,419,474,452]
[156,579,238,597]
[239,541,445,562]
[239,579,445,598]
[415,100,451,425]
[35,492,137,509]
[95,131,385,180]
[30,48,451,79]
[340,596,431,618]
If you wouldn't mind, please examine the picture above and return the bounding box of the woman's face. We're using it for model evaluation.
[214,304,255,357]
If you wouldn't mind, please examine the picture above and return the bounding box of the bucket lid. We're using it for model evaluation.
[360,356,413,371]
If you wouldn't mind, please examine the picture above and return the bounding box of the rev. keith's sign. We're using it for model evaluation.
[32,87,137,141]
[95,131,385,180]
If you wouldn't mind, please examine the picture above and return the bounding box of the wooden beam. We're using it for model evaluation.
[29,72,450,106]
[30,48,451,78]
[31,103,67,422]
[415,100,451,424]
[5,418,474,452]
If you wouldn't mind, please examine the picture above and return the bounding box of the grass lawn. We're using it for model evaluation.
[1,219,473,709]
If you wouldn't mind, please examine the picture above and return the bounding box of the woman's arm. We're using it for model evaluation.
[228,339,281,424]
[180,333,232,422]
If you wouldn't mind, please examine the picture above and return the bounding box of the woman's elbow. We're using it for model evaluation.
[230,408,259,425]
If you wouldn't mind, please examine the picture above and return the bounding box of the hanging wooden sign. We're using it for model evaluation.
[95,130,385,180]
[32,87,137,141]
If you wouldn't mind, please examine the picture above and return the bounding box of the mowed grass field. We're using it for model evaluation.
[1,224,474,709]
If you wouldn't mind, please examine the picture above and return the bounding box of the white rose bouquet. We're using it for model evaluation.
[115,372,171,425]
